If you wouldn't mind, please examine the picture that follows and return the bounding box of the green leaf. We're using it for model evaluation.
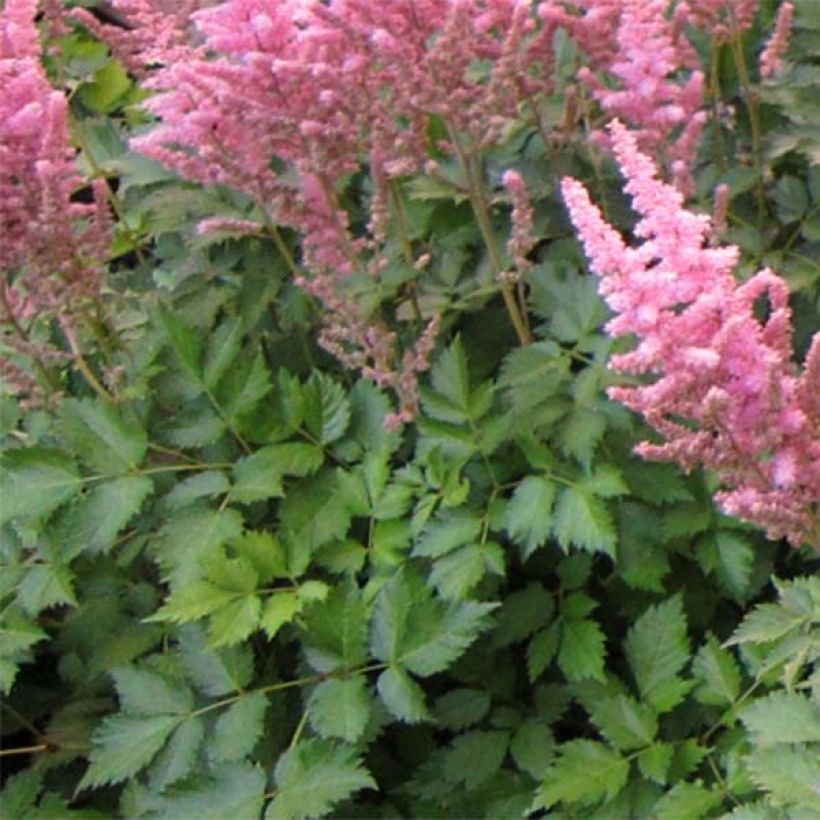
[377,666,430,723]
[413,512,482,558]
[158,306,202,381]
[725,602,808,646]
[163,471,231,511]
[558,618,606,682]
[266,739,375,820]
[208,595,261,647]
[59,475,153,556]
[443,731,509,789]
[740,692,820,746]
[433,688,491,731]
[231,443,324,504]
[527,623,561,682]
[492,583,554,647]
[308,677,371,742]
[58,399,147,474]
[0,448,81,526]
[500,341,571,423]
[220,350,272,421]
[209,691,268,763]
[79,714,180,790]
[696,531,754,599]
[17,563,77,616]
[582,693,658,751]
[303,372,351,445]
[149,717,204,792]
[203,317,243,390]
[744,747,820,812]
[260,592,302,640]
[112,665,193,716]
[637,743,673,785]
[624,596,691,713]
[553,486,616,557]
[148,581,236,624]
[773,175,809,223]
[692,635,741,706]
[535,740,629,809]
[652,782,721,818]
[429,544,494,600]
[301,581,368,673]
[510,720,555,779]
[177,625,253,697]
[232,531,288,582]
[505,476,557,559]
[422,336,492,424]
[167,406,226,448]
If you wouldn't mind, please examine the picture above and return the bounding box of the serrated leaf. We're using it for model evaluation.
[303,372,351,445]
[492,583,554,647]
[231,450,285,503]
[157,307,202,380]
[558,406,607,467]
[500,341,571,421]
[413,512,482,558]
[725,602,808,646]
[17,563,77,616]
[301,581,368,673]
[377,666,430,723]
[259,592,302,640]
[79,714,180,790]
[429,544,489,600]
[554,486,616,557]
[210,691,268,763]
[692,635,741,706]
[558,618,606,682]
[112,665,193,716]
[740,692,820,746]
[308,677,371,742]
[527,622,561,682]
[149,717,204,792]
[535,740,629,809]
[443,730,509,789]
[505,476,557,559]
[220,351,272,421]
[433,688,491,731]
[58,399,147,474]
[637,742,673,785]
[652,781,721,818]
[744,746,820,812]
[208,595,261,647]
[696,531,754,599]
[423,336,491,424]
[583,693,657,750]
[203,317,243,390]
[148,581,236,624]
[511,720,555,779]
[167,405,227,448]
[625,596,691,713]
[177,624,253,697]
[266,739,375,820]
[59,475,152,556]
[0,448,81,526]
[232,531,288,582]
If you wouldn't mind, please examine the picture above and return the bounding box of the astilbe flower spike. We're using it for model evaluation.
[561,121,820,547]
[759,1,793,79]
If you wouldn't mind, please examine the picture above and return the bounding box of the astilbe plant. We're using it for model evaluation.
[562,120,820,547]
[0,0,111,407]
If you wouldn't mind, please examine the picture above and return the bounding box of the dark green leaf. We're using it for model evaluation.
[377,666,430,723]
[505,476,557,559]
[433,688,491,731]
[554,486,616,557]
[443,730,509,789]
[692,635,741,706]
[209,691,268,763]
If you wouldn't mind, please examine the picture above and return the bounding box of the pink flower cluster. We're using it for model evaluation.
[562,121,820,547]
[1,0,111,406]
[759,1,794,79]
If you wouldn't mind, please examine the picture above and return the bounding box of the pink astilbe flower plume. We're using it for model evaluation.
[1,0,112,407]
[562,121,820,547]
[759,1,793,79]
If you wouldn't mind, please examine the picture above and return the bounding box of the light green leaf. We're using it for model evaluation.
[553,486,616,557]
[443,730,509,789]
[260,592,302,640]
[558,618,606,682]
[527,622,561,682]
[203,316,243,390]
[744,747,820,812]
[637,742,673,785]
[301,581,368,673]
[79,714,180,790]
[625,596,691,713]
[17,563,77,616]
[59,475,153,556]
[266,739,375,820]
[696,531,754,600]
[208,595,261,647]
[58,399,147,473]
[433,688,491,731]
[308,677,371,742]
[232,531,288,582]
[112,665,193,716]
[177,625,253,697]
[535,740,629,809]
[505,476,557,559]
[149,717,204,792]
[740,692,820,746]
[162,471,231,511]
[692,635,741,706]
[209,691,268,763]
[377,666,430,723]
[0,448,81,526]
[582,693,657,751]
[652,782,721,818]
[725,602,808,646]
[303,372,351,445]
[413,512,482,559]
[148,581,236,625]
[429,544,488,600]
